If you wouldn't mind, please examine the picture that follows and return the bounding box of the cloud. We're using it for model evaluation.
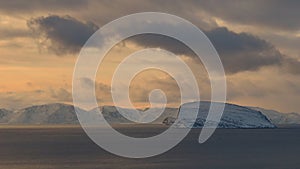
[227,77,278,100]
[128,27,285,74]
[5,1,299,32]
[0,0,87,15]
[50,88,72,102]
[27,15,99,55]
[127,34,196,57]
[0,28,29,39]
[0,89,51,110]
[196,0,300,32]
[206,27,283,73]
[79,77,94,88]
[127,72,181,104]
[26,14,300,75]
[76,77,112,104]
[280,57,300,75]
[0,88,74,110]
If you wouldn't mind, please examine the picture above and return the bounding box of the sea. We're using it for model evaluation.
[0,125,299,169]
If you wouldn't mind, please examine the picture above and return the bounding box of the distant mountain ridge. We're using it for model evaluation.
[0,103,178,125]
[0,102,298,128]
[89,106,178,124]
[0,108,13,123]
[8,103,81,124]
[249,107,300,126]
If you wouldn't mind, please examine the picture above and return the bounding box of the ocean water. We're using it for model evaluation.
[0,126,300,169]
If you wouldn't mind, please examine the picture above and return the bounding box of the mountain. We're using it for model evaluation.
[0,102,276,128]
[167,101,275,128]
[90,106,136,123]
[9,103,82,124]
[0,108,13,123]
[249,107,300,125]
[151,107,178,123]
[0,104,178,125]
[90,106,178,124]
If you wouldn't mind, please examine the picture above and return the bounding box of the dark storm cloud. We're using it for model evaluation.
[128,34,196,57]
[129,27,284,74]
[206,27,282,73]
[27,15,99,55]
[27,14,300,74]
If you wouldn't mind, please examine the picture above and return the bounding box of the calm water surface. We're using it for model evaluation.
[0,126,299,169]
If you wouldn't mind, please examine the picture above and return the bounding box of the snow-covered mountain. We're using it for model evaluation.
[0,104,178,125]
[249,107,300,125]
[8,103,82,124]
[0,102,277,128]
[168,101,275,128]
[90,106,137,123]
[0,108,13,123]
[151,107,178,123]
[89,106,178,124]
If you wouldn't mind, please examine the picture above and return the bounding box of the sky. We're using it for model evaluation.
[0,0,300,113]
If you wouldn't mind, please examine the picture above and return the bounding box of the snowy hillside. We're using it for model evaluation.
[0,102,277,128]
[90,106,137,123]
[90,106,178,124]
[151,107,178,123]
[0,109,13,123]
[0,104,178,125]
[249,107,300,125]
[169,101,275,128]
[9,103,82,124]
